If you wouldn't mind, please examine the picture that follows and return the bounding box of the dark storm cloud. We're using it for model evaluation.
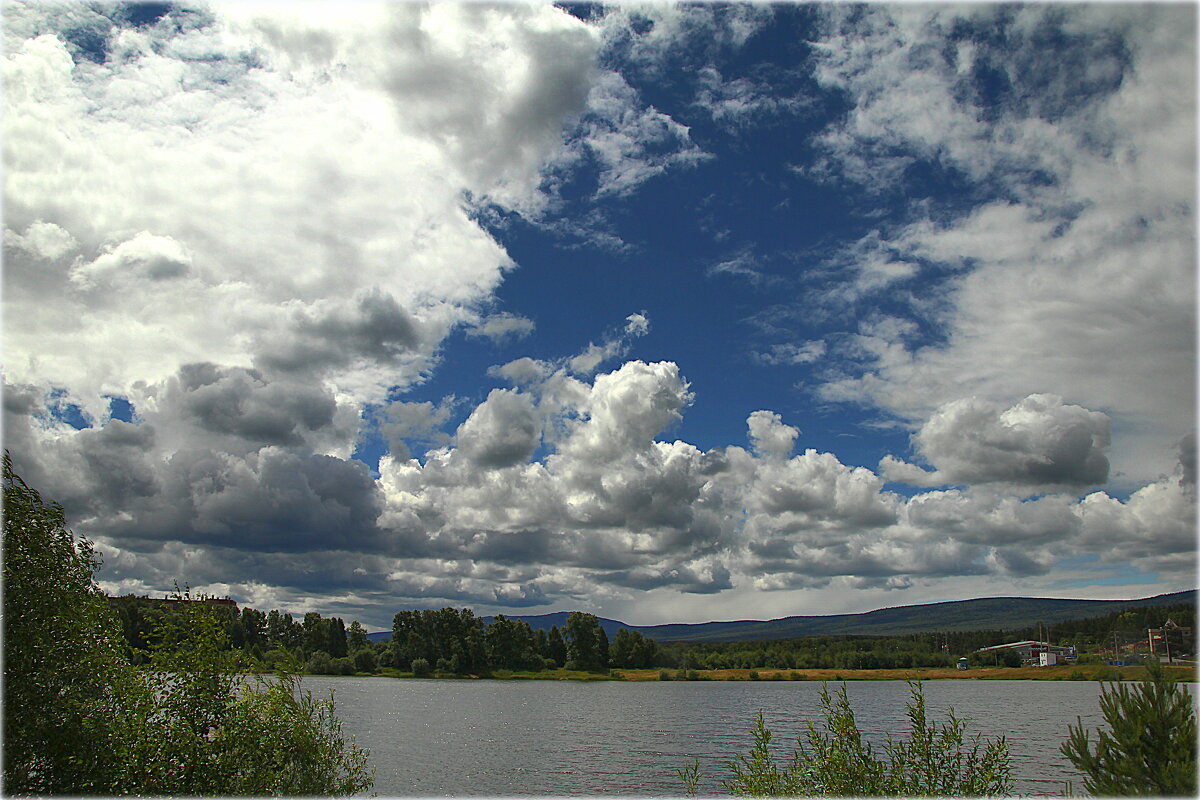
[2,388,160,520]
[255,289,421,374]
[461,528,563,565]
[3,382,43,416]
[988,547,1052,577]
[176,449,382,551]
[76,447,385,558]
[598,560,733,594]
[1177,433,1196,488]
[72,419,160,504]
[166,364,336,448]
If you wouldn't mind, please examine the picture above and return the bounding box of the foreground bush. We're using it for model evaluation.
[684,681,1011,796]
[2,453,373,796]
[1062,658,1197,796]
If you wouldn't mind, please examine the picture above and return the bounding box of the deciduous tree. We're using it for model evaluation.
[1,452,373,796]
[565,612,609,671]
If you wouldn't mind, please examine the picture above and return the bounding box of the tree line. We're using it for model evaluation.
[109,595,667,675]
[108,593,1194,677]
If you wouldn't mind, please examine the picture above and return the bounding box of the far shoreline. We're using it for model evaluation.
[299,662,1198,683]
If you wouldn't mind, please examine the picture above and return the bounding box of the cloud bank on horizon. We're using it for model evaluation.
[4,2,1194,629]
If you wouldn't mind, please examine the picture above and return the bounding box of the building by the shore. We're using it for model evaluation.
[974,640,1075,666]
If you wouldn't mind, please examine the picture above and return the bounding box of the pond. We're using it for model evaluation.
[299,676,1161,796]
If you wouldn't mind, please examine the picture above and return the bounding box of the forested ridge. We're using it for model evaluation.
[108,594,1194,676]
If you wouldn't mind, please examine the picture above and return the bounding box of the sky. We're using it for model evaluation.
[3,1,1196,632]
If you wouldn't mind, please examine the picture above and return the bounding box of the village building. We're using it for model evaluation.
[974,640,1075,666]
[108,594,238,613]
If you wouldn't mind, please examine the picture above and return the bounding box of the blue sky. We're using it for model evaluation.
[3,2,1195,630]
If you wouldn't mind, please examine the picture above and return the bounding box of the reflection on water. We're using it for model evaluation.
[299,676,1175,797]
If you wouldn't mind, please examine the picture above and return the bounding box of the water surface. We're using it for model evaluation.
[302,677,1144,796]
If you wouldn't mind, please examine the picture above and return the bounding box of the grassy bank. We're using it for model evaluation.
[326,666,621,681]
[315,663,1196,682]
[611,663,1198,682]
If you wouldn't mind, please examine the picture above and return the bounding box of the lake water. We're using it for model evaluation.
[300,676,1162,797]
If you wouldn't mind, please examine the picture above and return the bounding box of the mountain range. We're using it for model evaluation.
[367,590,1194,643]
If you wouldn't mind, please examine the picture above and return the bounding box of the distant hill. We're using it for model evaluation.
[366,589,1194,643]
[630,590,1196,642]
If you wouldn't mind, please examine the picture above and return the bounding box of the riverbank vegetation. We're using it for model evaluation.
[688,661,1196,797]
[683,682,1012,796]
[2,454,372,795]
[613,662,1196,682]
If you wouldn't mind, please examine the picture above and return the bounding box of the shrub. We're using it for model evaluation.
[306,651,334,675]
[748,670,760,680]
[410,658,432,677]
[659,670,673,681]
[353,648,377,673]
[1062,658,1197,796]
[1,454,374,796]
[377,647,395,668]
[263,647,299,672]
[697,682,1011,797]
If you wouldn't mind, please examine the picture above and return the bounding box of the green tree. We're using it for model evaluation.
[611,628,633,668]
[565,612,608,671]
[130,595,372,794]
[2,453,142,793]
[240,607,266,648]
[347,620,369,652]
[708,682,1011,797]
[547,625,567,667]
[629,629,659,668]
[486,614,538,670]
[325,617,348,658]
[306,651,334,675]
[353,647,378,673]
[266,608,303,649]
[1062,658,1197,796]
[302,612,324,654]
[1,452,373,796]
